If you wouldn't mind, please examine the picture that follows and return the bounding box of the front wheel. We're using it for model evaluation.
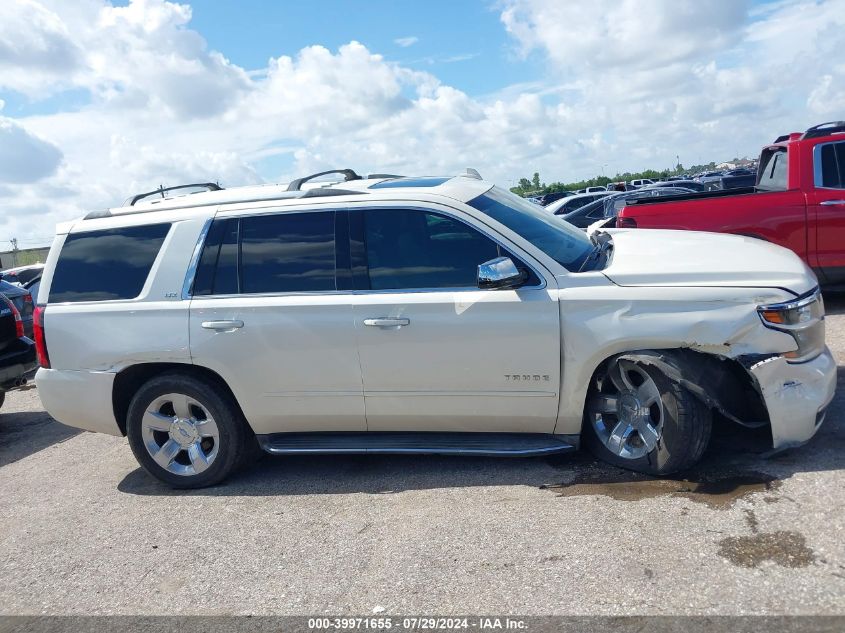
[126,373,252,488]
[584,355,711,475]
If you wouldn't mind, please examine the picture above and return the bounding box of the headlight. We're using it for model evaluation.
[758,288,825,362]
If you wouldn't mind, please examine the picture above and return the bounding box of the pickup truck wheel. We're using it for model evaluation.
[584,357,711,475]
[126,373,250,489]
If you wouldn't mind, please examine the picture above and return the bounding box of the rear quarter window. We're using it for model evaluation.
[757,147,789,191]
[49,223,171,303]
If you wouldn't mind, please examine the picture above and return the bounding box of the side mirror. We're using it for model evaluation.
[477,257,527,290]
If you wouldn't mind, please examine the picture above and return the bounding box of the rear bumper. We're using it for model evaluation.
[34,368,122,436]
[0,338,37,389]
[749,348,837,450]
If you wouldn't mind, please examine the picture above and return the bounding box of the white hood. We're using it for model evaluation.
[600,229,817,294]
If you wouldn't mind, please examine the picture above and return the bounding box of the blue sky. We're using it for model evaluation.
[1,0,844,246]
[187,0,532,97]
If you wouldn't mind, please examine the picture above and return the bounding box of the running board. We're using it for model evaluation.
[256,432,576,456]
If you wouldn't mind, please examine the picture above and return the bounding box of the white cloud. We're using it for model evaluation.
[0,117,63,184]
[501,0,749,71]
[0,0,83,97]
[1,0,845,246]
[394,36,419,47]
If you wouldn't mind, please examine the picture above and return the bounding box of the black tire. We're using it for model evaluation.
[584,356,711,475]
[0,390,5,410]
[126,372,252,489]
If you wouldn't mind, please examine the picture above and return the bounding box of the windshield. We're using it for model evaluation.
[467,187,593,271]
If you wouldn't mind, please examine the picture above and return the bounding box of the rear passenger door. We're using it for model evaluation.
[188,209,365,436]
[350,205,561,434]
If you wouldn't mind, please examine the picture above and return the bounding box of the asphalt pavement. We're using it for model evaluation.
[1,297,844,615]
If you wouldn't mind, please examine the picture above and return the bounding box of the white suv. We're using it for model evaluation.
[34,170,836,488]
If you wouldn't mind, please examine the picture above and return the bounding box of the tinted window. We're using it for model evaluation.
[364,209,501,289]
[820,142,845,189]
[193,218,239,295]
[240,212,335,293]
[49,224,170,303]
[468,187,593,271]
[758,148,789,191]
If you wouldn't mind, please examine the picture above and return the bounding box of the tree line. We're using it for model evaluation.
[510,163,717,197]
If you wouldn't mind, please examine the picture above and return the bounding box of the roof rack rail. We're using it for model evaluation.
[129,182,223,206]
[287,169,361,191]
[84,187,364,221]
[368,173,404,179]
[801,121,845,140]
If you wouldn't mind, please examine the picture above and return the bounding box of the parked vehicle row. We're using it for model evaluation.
[560,187,696,228]
[32,168,835,489]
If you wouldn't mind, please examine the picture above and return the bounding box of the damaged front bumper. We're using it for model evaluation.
[749,347,837,450]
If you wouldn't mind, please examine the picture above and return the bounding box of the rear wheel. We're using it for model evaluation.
[126,373,252,488]
[584,355,711,475]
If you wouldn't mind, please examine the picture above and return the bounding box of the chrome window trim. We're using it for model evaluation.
[186,285,539,300]
[813,141,845,190]
[181,217,214,300]
[183,203,551,299]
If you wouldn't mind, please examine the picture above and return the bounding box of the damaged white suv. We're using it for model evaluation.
[34,170,836,488]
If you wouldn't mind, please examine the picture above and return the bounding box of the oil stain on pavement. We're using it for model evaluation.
[540,465,780,509]
[717,531,816,568]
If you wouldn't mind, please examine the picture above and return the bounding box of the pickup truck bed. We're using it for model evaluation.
[617,122,845,286]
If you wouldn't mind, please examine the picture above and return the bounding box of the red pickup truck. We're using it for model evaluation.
[616,121,845,287]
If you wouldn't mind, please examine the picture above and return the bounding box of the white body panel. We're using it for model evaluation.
[602,229,819,293]
[189,294,364,434]
[35,368,121,435]
[353,287,560,433]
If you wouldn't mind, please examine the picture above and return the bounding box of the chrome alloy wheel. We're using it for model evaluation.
[141,393,220,476]
[588,359,664,460]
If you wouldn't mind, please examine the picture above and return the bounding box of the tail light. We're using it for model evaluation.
[33,305,50,368]
[616,216,638,229]
[2,295,25,338]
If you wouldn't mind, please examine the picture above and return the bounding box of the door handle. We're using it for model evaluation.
[820,200,845,206]
[363,317,410,328]
[201,320,244,331]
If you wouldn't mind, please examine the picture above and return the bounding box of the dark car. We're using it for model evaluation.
[545,191,612,216]
[0,293,37,409]
[534,191,574,206]
[1,264,44,286]
[561,188,694,228]
[0,280,33,338]
[645,179,707,192]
